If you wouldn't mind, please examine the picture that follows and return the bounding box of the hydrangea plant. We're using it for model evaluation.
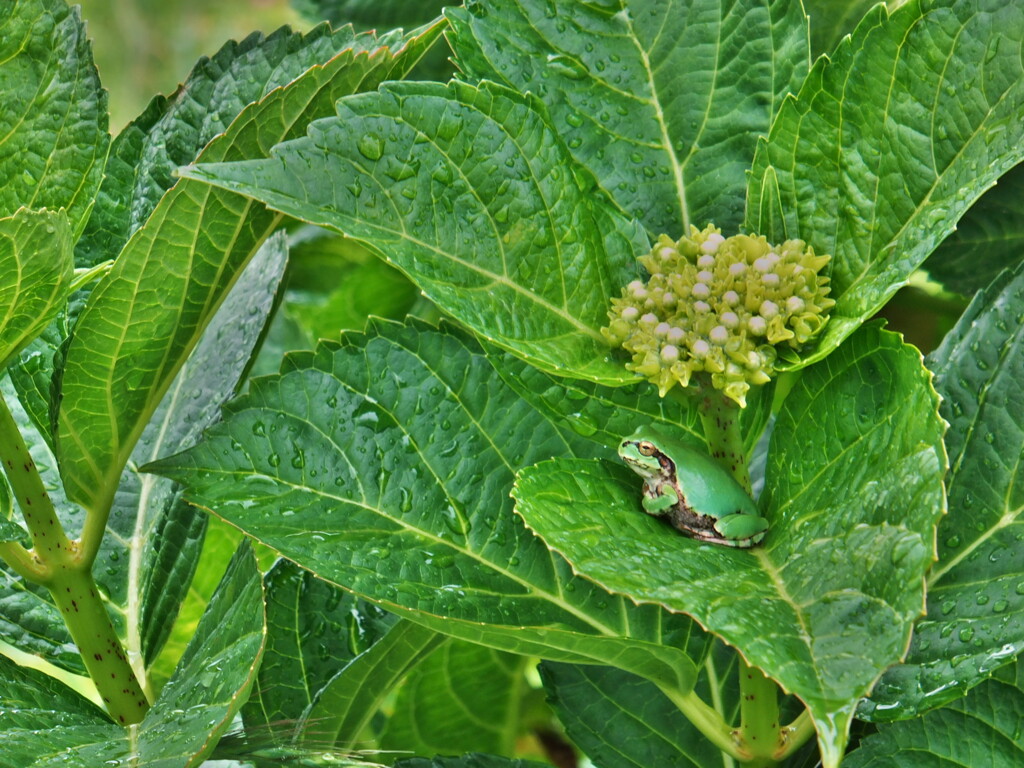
[2,0,1024,767]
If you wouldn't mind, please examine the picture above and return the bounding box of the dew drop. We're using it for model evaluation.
[268,453,281,468]
[357,133,384,161]
[993,599,1009,614]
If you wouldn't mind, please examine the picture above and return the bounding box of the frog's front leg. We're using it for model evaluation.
[712,512,770,547]
[642,482,678,516]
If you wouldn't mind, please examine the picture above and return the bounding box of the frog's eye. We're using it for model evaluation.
[637,441,656,456]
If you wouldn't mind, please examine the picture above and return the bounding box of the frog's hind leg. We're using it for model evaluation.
[712,513,769,548]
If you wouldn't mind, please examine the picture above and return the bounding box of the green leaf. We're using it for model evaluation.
[747,0,1024,368]
[0,542,264,768]
[304,617,445,749]
[57,22,442,516]
[540,660,731,768]
[76,23,397,268]
[7,314,68,453]
[396,756,549,768]
[513,325,946,766]
[861,258,1024,721]
[0,0,108,235]
[242,557,403,736]
[447,0,809,236]
[179,79,646,386]
[485,344,773,458]
[107,232,287,673]
[148,318,707,693]
[925,162,1024,295]
[381,642,529,758]
[0,210,74,371]
[845,659,1024,767]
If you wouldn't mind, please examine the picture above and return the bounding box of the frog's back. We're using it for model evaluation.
[673,446,760,519]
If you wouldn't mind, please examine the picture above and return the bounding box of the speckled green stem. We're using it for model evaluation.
[0,393,149,724]
[697,388,785,764]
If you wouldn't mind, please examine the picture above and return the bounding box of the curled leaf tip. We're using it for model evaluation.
[603,224,834,406]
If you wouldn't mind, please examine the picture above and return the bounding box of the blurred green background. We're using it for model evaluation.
[78,1,307,129]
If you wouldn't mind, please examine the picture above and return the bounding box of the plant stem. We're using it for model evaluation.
[738,658,782,761]
[0,392,149,724]
[696,387,789,764]
[697,388,752,492]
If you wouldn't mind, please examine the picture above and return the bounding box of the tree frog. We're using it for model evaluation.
[618,426,769,548]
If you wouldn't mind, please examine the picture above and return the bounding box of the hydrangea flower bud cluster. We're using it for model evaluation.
[603,225,834,406]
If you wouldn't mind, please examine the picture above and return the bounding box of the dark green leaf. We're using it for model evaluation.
[747,0,1024,368]
[0,210,74,371]
[541,661,728,768]
[57,22,443,516]
[448,0,809,236]
[862,258,1024,721]
[149,319,707,693]
[846,659,1024,767]
[485,344,773,458]
[382,642,529,758]
[513,325,946,766]
[8,315,68,453]
[925,162,1024,295]
[303,617,445,749]
[179,79,646,386]
[242,557,401,736]
[75,23,396,268]
[396,756,549,768]
[0,0,108,235]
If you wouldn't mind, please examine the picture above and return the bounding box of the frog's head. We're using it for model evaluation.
[618,428,671,480]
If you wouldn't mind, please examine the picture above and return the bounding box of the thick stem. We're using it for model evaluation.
[696,389,790,764]
[697,388,752,493]
[0,393,149,724]
[738,659,782,760]
[48,566,149,724]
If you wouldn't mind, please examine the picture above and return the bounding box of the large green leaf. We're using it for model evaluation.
[861,258,1024,721]
[75,23,388,269]
[540,658,733,768]
[242,557,406,738]
[447,0,809,236]
[381,642,529,758]
[485,344,773,458]
[100,233,287,676]
[0,543,265,768]
[0,0,108,235]
[396,757,548,768]
[846,658,1024,767]
[513,325,946,766]
[148,319,707,693]
[0,210,74,371]
[179,79,646,386]
[925,162,1024,295]
[303,615,444,749]
[57,22,443,516]
[746,0,1024,367]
